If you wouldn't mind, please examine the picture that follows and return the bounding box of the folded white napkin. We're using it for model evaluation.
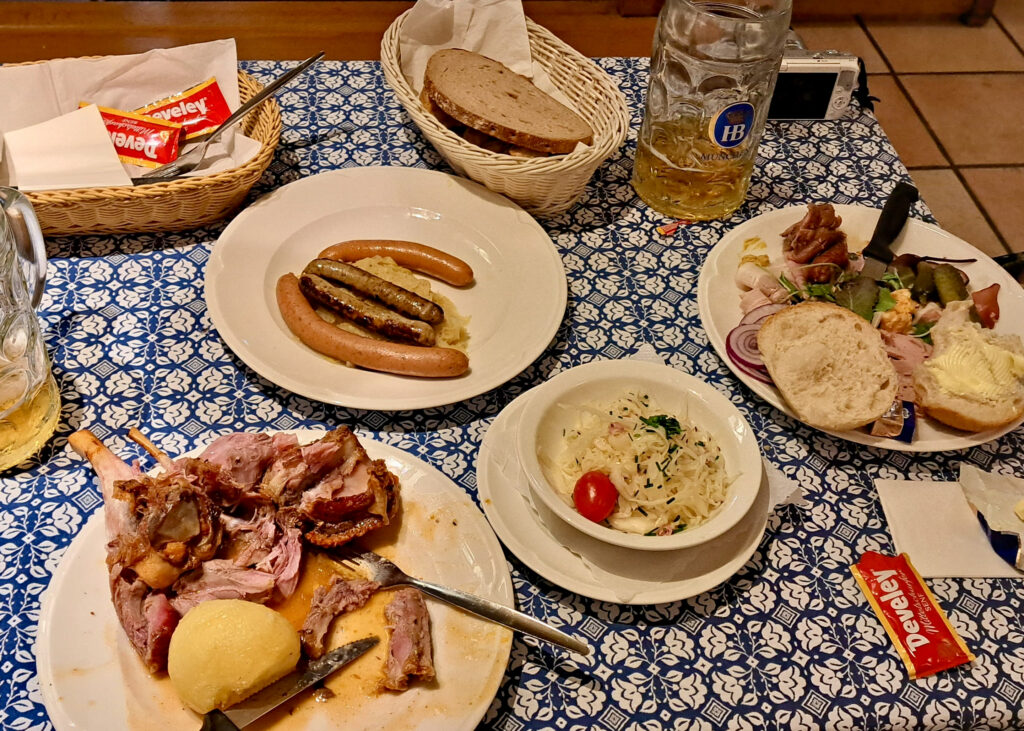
[2,105,132,191]
[876,471,1024,579]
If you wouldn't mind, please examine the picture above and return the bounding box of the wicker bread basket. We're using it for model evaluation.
[13,69,281,236]
[381,12,629,218]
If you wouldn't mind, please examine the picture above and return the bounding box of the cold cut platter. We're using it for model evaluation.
[36,429,514,731]
[697,204,1024,452]
[205,167,567,411]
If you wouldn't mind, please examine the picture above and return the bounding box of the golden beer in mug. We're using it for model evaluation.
[0,188,59,472]
[632,0,791,220]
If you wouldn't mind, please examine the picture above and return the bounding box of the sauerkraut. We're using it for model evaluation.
[552,390,729,535]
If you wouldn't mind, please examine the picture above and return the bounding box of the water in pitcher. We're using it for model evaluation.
[632,0,791,220]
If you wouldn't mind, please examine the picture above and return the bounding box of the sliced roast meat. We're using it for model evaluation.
[170,559,276,615]
[382,589,435,691]
[782,203,846,264]
[198,432,286,493]
[803,240,851,283]
[300,576,380,658]
[256,526,304,600]
[109,570,179,674]
[222,504,279,567]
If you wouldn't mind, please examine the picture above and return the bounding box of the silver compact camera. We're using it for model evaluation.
[768,42,861,120]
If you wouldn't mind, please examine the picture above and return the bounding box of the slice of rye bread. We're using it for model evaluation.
[423,49,594,155]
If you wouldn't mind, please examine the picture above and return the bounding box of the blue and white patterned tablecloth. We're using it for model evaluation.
[4,58,1024,731]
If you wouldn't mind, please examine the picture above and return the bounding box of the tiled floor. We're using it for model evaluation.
[795,3,1024,257]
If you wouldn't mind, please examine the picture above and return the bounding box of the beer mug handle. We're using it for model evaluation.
[0,188,47,309]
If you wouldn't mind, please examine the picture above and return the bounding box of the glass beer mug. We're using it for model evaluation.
[0,188,60,471]
[632,0,792,220]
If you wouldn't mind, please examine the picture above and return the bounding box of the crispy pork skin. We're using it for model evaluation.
[382,589,435,691]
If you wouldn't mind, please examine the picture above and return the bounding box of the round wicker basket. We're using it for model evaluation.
[17,70,281,236]
[381,13,630,218]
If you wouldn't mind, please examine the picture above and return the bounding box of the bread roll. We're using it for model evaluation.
[913,300,1024,431]
[757,301,899,431]
[167,599,301,714]
[423,49,593,154]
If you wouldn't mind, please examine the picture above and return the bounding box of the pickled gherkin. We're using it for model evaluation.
[933,264,969,305]
[912,261,936,303]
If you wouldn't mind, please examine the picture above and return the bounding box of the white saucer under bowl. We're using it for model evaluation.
[478,389,770,604]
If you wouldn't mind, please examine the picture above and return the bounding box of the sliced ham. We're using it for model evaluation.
[300,576,380,658]
[382,589,435,691]
[881,331,933,402]
[170,559,276,615]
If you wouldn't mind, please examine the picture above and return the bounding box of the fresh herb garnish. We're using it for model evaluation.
[876,288,897,312]
[640,414,682,437]
[880,271,905,291]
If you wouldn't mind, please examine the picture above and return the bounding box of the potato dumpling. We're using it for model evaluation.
[167,599,301,714]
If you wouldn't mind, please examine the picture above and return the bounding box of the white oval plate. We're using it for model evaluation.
[205,167,567,411]
[36,431,513,731]
[697,204,1024,452]
[478,391,769,604]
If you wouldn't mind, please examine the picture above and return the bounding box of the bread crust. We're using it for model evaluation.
[423,49,593,155]
[912,318,1024,432]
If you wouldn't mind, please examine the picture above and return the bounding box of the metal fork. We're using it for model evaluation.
[334,547,590,655]
[136,51,324,182]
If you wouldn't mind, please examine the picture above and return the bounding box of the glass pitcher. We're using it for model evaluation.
[0,188,60,471]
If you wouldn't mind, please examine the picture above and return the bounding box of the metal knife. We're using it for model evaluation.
[199,636,379,731]
[860,181,920,280]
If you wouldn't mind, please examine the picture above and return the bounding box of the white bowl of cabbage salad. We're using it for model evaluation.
[515,359,762,550]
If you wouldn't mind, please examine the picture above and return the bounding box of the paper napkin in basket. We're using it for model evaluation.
[2,106,132,191]
[876,467,1024,579]
[0,39,259,190]
[398,0,578,110]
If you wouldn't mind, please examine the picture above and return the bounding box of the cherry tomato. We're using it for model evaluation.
[572,471,618,523]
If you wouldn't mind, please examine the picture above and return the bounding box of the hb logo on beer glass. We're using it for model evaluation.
[710,102,755,149]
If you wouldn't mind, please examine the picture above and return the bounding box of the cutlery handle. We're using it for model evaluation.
[200,710,240,731]
[864,181,919,263]
[205,51,324,147]
[409,578,590,656]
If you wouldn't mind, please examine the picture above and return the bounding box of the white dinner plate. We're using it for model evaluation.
[36,431,514,731]
[697,204,1024,452]
[205,167,567,411]
[477,392,769,604]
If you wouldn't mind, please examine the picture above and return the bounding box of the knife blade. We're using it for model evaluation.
[200,636,379,731]
[860,181,919,280]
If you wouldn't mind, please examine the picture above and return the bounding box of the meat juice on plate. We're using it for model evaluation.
[632,0,791,220]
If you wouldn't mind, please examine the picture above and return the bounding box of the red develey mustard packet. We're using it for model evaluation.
[134,77,231,141]
[851,552,975,680]
[84,104,185,168]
